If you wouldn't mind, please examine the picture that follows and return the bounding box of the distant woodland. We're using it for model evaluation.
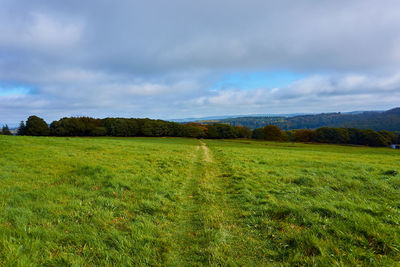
[206,107,400,131]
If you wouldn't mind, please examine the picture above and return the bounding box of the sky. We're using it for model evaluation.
[1,0,400,126]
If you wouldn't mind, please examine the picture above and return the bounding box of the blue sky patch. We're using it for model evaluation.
[211,71,305,91]
[0,83,32,96]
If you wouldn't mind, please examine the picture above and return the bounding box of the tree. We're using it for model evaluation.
[141,120,165,136]
[50,117,106,136]
[184,125,205,138]
[252,128,265,140]
[206,124,219,138]
[17,121,26,135]
[25,116,50,136]
[49,117,84,136]
[103,118,139,137]
[280,130,290,141]
[347,128,363,145]
[1,125,12,135]
[293,129,317,142]
[184,123,206,138]
[316,127,349,144]
[263,125,283,141]
[379,130,397,144]
[205,123,238,139]
[359,129,389,147]
[235,126,252,138]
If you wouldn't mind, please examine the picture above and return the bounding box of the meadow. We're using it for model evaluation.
[0,135,399,266]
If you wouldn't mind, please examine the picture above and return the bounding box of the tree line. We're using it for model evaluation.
[252,125,400,147]
[10,115,400,147]
[15,116,252,139]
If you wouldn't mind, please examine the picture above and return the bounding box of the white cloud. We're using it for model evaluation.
[0,11,83,51]
[23,12,83,48]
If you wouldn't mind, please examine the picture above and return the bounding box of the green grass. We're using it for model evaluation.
[0,136,399,266]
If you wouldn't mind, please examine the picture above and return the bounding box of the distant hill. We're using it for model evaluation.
[170,113,307,122]
[198,108,400,131]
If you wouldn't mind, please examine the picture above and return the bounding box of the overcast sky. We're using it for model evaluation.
[1,0,400,125]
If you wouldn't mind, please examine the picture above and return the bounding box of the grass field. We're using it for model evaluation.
[0,136,399,266]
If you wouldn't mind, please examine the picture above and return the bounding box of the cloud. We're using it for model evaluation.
[0,11,83,51]
[187,73,400,114]
[1,0,400,125]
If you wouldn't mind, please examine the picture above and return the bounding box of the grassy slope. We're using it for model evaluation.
[206,139,400,265]
[0,136,399,266]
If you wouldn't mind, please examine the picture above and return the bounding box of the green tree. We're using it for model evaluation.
[205,123,238,139]
[252,128,265,140]
[17,121,26,135]
[184,125,205,138]
[206,124,219,138]
[141,120,165,136]
[316,127,349,144]
[2,125,12,135]
[50,117,105,136]
[347,128,363,145]
[359,129,389,147]
[25,116,50,136]
[379,130,397,144]
[103,118,139,137]
[49,118,85,136]
[183,123,207,138]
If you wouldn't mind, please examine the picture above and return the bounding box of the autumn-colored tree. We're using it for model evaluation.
[184,122,207,138]
[263,125,283,141]
[235,126,252,138]
[293,129,317,142]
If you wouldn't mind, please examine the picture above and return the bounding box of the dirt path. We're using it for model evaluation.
[164,140,239,265]
[200,140,212,162]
